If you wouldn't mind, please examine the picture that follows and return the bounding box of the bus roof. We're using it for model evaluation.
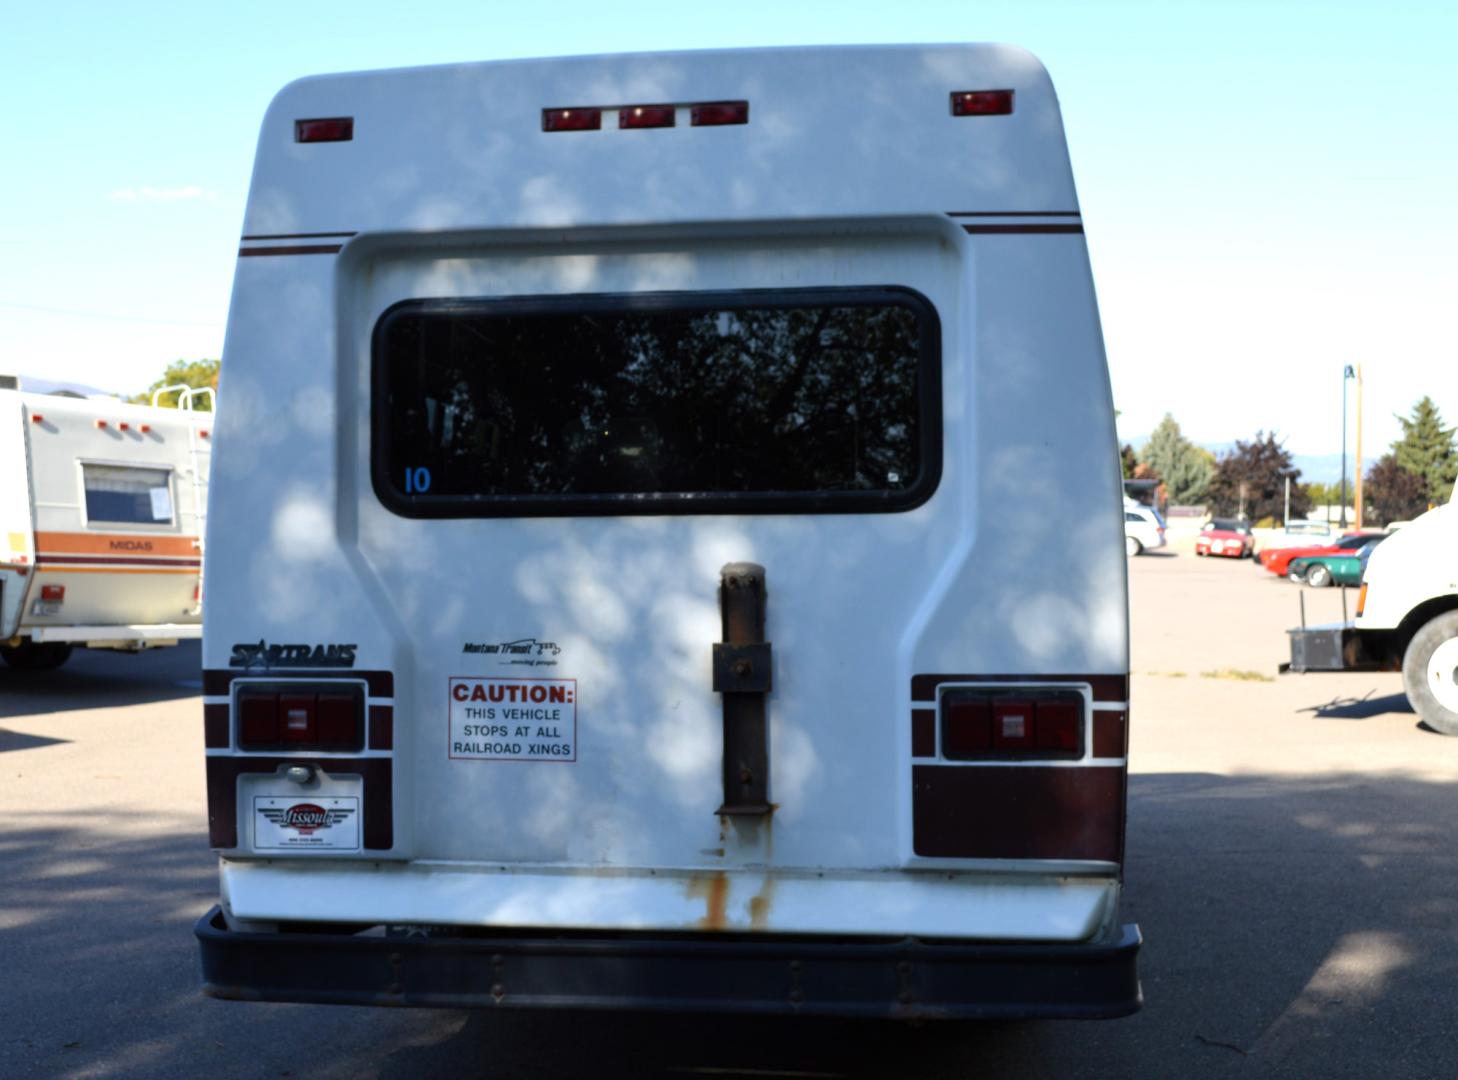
[244,44,1077,237]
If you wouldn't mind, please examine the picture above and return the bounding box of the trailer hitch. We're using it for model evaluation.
[713,562,772,816]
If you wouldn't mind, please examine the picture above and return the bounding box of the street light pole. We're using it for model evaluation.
[1340,365,1355,528]
[1354,364,1364,529]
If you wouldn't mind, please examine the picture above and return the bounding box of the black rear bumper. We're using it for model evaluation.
[195,907,1141,1020]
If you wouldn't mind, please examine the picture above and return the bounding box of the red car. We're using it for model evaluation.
[1195,518,1254,559]
[1259,532,1385,576]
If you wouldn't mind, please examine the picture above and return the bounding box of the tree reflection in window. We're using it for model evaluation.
[380,291,933,502]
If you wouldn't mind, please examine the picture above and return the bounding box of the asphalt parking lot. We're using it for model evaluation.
[3,551,1454,1079]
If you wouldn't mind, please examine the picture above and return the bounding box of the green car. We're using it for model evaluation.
[1288,539,1382,588]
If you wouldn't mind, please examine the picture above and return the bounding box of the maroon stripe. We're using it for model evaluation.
[947,211,1080,218]
[206,756,392,850]
[912,764,1125,862]
[912,674,1127,703]
[238,244,343,257]
[911,709,936,758]
[369,705,393,751]
[240,231,357,240]
[1093,711,1127,759]
[962,224,1084,234]
[204,703,229,749]
[203,669,394,697]
[37,555,201,567]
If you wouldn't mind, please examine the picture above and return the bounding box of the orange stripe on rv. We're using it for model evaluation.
[38,565,199,575]
[35,532,200,557]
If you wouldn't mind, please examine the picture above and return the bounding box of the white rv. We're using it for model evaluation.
[196,45,1139,1020]
[0,382,210,668]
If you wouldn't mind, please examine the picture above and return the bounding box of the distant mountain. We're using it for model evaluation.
[1123,434,1351,485]
[1288,453,1349,485]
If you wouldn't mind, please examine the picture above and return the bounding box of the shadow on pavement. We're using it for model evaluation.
[0,640,201,719]
[7,771,1458,1078]
[0,728,69,753]
[1300,691,1413,720]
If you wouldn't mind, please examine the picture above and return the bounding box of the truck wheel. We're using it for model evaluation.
[1126,536,1142,557]
[0,642,75,670]
[1404,612,1458,735]
[1306,565,1333,588]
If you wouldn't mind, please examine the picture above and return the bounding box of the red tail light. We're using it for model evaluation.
[691,101,748,126]
[296,117,354,143]
[951,90,1014,116]
[941,689,1084,760]
[41,584,65,602]
[943,697,992,756]
[236,684,364,751]
[619,104,675,129]
[542,107,602,131]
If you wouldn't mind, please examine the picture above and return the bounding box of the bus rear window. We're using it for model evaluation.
[372,288,941,517]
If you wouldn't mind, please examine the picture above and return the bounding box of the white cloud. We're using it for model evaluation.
[106,185,217,202]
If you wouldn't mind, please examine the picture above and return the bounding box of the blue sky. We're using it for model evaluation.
[2,0,1454,460]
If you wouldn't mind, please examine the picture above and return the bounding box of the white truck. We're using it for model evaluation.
[1284,485,1458,733]
[0,381,210,668]
[195,44,1140,1020]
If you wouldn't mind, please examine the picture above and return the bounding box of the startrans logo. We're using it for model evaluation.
[228,641,357,668]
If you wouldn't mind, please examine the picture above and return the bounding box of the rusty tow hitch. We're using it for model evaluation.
[713,562,773,816]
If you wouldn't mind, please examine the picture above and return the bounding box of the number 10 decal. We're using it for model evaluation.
[405,466,432,494]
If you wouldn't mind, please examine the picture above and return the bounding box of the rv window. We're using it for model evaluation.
[82,464,174,525]
[373,287,941,516]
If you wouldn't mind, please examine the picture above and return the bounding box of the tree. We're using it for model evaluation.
[1119,443,1138,480]
[131,359,219,411]
[1306,480,1353,508]
[1391,396,1456,504]
[1206,431,1310,522]
[1364,454,1429,524]
[1137,413,1214,505]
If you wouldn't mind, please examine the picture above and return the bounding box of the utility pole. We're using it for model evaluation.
[1354,364,1364,529]
[1340,365,1355,528]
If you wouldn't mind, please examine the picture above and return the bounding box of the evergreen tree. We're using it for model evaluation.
[1138,414,1214,505]
[1392,396,1456,504]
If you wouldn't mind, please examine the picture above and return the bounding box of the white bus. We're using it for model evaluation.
[0,381,209,668]
[196,44,1140,1019]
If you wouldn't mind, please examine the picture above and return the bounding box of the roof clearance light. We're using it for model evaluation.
[30,414,43,423]
[542,107,602,132]
[295,117,354,143]
[620,104,675,129]
[951,90,1014,116]
[95,419,108,429]
[691,101,749,126]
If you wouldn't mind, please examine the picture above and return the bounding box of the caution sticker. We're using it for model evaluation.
[449,677,577,762]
